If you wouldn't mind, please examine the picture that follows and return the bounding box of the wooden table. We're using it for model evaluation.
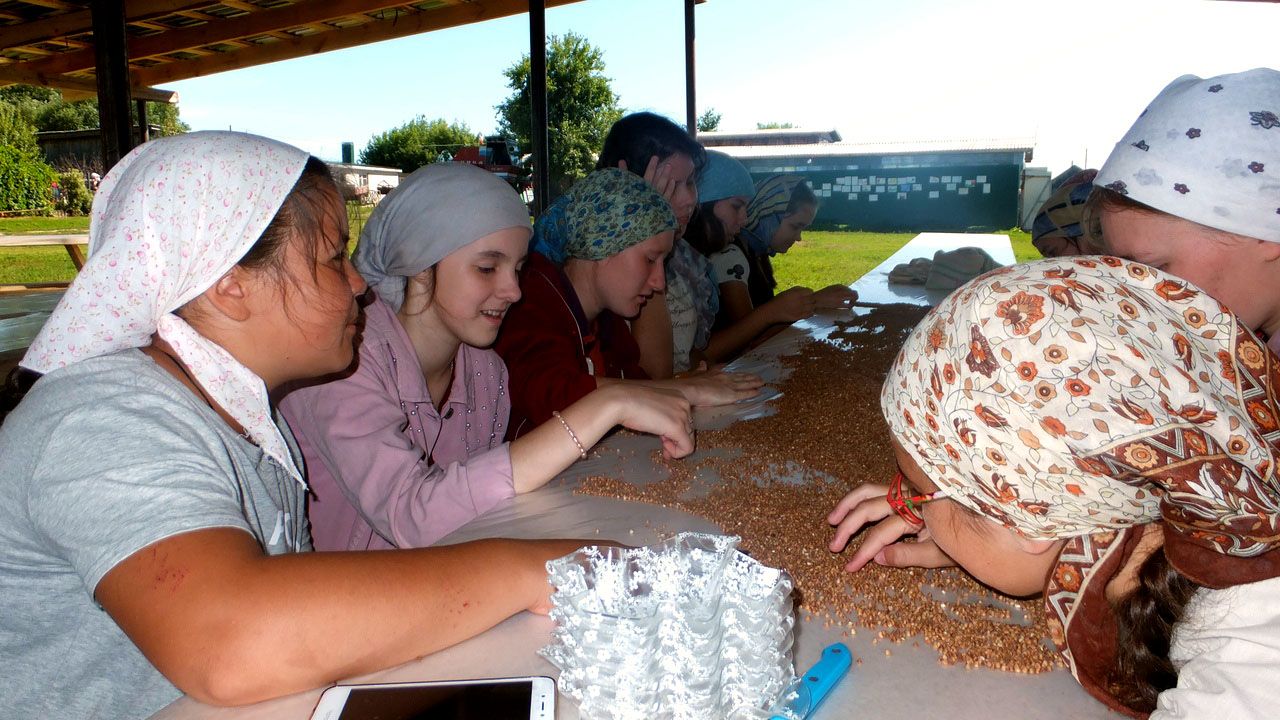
[0,288,63,378]
[0,233,88,270]
[148,233,1112,720]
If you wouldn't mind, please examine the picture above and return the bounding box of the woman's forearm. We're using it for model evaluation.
[703,308,777,363]
[631,294,675,379]
[97,529,584,706]
[508,388,625,492]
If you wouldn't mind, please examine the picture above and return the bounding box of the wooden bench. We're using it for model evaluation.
[0,234,88,270]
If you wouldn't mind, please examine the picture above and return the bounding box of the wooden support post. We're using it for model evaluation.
[684,0,697,136]
[91,0,134,172]
[136,99,150,144]
[134,98,150,142]
[528,0,550,217]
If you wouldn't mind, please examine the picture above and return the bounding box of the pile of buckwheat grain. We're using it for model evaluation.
[577,303,1060,673]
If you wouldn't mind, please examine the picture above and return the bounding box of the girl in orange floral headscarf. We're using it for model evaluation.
[829,256,1280,719]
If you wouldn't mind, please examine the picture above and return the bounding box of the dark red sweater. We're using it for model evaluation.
[494,252,649,439]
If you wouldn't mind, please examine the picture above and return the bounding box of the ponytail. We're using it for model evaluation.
[1108,548,1199,713]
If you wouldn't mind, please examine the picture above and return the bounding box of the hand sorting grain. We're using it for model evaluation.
[579,302,1059,673]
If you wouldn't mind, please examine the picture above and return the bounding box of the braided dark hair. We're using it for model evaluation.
[1108,547,1199,713]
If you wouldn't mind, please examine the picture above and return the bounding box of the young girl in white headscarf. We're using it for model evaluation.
[1089,67,1280,356]
[830,257,1280,718]
[0,132,589,719]
[280,163,696,552]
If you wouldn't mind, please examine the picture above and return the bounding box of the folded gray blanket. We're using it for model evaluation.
[888,247,1002,291]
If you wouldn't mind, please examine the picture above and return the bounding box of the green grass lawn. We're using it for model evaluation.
[0,207,373,285]
[1,212,1041,288]
[772,228,1040,291]
[0,216,91,234]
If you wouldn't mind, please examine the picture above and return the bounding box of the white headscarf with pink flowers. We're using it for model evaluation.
[22,131,310,483]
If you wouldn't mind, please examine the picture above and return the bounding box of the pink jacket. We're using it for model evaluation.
[279,294,515,551]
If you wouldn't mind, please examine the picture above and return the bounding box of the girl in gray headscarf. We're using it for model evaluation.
[280,163,697,552]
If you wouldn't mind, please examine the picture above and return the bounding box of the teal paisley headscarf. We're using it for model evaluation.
[533,167,676,262]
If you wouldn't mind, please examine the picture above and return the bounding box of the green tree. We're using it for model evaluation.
[696,108,721,133]
[359,116,480,173]
[1,85,189,137]
[0,102,41,157]
[55,169,93,215]
[35,100,100,132]
[31,97,189,137]
[0,84,60,125]
[0,144,56,213]
[756,122,795,130]
[495,32,622,192]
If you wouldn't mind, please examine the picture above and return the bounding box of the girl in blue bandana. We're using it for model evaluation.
[686,155,857,361]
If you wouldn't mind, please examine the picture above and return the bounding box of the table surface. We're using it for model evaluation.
[0,232,88,246]
[147,233,1114,720]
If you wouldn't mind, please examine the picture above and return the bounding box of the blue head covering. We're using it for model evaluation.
[696,150,755,204]
[740,175,809,257]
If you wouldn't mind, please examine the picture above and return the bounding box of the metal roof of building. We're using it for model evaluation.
[699,128,843,147]
[720,137,1037,159]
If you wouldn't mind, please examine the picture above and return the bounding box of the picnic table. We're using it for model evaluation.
[0,287,63,379]
[0,233,89,270]
[151,233,1112,720]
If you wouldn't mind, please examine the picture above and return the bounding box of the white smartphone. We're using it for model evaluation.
[309,676,555,720]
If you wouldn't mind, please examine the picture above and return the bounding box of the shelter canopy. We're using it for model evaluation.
[0,0,580,102]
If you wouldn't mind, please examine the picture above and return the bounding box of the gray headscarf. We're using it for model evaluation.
[353,163,531,311]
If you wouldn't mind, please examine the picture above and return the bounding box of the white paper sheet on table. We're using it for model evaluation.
[151,233,1114,720]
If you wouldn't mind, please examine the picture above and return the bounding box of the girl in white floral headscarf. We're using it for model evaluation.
[1090,67,1280,358]
[829,256,1280,719]
[0,131,589,719]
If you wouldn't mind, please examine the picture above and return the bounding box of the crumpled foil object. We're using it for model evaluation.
[541,533,797,720]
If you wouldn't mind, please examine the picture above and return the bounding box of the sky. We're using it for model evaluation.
[167,0,1278,177]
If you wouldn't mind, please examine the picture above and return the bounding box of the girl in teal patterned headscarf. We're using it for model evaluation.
[531,167,676,263]
[497,166,764,440]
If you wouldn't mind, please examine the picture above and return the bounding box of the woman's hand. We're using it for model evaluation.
[813,284,858,310]
[672,367,765,406]
[608,385,696,459]
[619,156,677,202]
[827,483,956,572]
[523,539,611,615]
[765,286,818,324]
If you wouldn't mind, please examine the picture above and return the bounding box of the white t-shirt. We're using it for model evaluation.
[1153,575,1280,719]
[710,245,750,287]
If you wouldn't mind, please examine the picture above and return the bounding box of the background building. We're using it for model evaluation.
[705,130,1036,232]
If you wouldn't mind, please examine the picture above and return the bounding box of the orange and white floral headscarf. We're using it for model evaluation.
[22,131,310,483]
[882,256,1280,713]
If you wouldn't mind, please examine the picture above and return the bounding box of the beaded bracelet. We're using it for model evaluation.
[552,410,588,460]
